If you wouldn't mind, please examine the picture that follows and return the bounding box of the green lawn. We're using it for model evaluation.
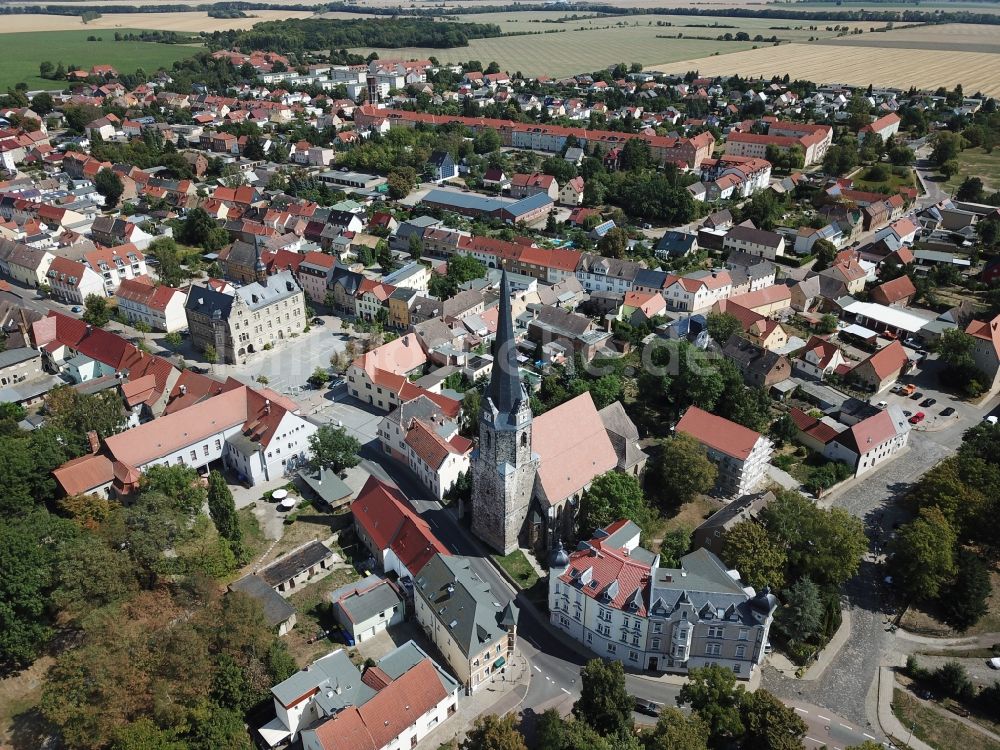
[492,550,540,590]
[0,30,200,91]
[853,165,917,193]
[945,147,1000,193]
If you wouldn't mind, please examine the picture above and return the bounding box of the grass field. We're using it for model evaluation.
[892,688,1000,750]
[944,147,1000,193]
[649,43,1000,96]
[0,29,201,91]
[852,165,917,193]
[0,9,314,34]
[492,550,540,589]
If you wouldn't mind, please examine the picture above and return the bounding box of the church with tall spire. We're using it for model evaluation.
[470,271,648,556]
[471,271,539,554]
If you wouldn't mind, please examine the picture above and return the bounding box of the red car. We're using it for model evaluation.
[909,412,926,424]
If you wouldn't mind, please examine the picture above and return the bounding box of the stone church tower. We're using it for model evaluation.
[471,271,538,554]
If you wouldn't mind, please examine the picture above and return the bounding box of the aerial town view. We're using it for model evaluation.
[2,0,1000,748]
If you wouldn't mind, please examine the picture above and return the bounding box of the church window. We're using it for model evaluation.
[520,432,528,447]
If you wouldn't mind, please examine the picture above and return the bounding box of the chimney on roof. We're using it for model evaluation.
[264,399,270,415]
[179,384,187,395]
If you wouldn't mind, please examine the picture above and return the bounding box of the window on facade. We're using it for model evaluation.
[705,643,722,656]
[607,643,616,654]
[629,651,638,661]
[732,664,741,674]
[738,629,748,641]
[189,450,197,461]
[585,632,592,643]
[651,638,660,650]
[653,622,662,634]
[735,645,746,659]
[203,444,209,456]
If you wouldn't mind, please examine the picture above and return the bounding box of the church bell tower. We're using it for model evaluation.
[471,271,538,554]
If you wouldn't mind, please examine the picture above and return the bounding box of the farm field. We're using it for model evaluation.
[0,30,201,91]
[353,30,760,78]
[816,21,1000,53]
[649,42,1000,96]
[0,9,314,34]
[419,10,865,40]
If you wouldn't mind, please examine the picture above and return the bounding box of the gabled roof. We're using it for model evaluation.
[965,313,1000,357]
[870,274,916,305]
[676,405,764,461]
[833,405,908,454]
[854,340,908,381]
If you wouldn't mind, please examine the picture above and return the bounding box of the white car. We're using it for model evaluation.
[985,416,998,426]
[988,657,1000,669]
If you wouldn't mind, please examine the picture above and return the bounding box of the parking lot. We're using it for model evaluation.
[875,355,981,433]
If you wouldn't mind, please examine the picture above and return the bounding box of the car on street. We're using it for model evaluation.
[920,398,936,407]
[900,383,917,396]
[910,391,923,400]
[987,657,1000,669]
[940,407,956,417]
[633,698,661,717]
[909,412,926,424]
[311,317,325,325]
[70,306,82,313]
[190,366,209,374]
[986,416,999,426]
[903,410,912,417]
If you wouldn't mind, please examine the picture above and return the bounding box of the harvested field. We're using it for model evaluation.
[817,22,1000,54]
[354,31,758,78]
[0,9,314,34]
[0,29,201,91]
[649,42,1000,96]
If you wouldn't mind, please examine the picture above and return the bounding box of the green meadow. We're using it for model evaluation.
[0,29,200,91]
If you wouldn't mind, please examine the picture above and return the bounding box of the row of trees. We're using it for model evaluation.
[459,660,881,750]
[888,421,999,630]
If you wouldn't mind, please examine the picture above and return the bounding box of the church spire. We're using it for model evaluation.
[489,270,522,415]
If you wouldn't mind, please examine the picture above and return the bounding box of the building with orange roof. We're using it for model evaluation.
[115,276,186,332]
[966,312,1000,391]
[45,255,104,304]
[850,340,910,393]
[263,640,459,748]
[548,519,777,677]
[824,405,909,477]
[676,405,773,496]
[794,335,847,381]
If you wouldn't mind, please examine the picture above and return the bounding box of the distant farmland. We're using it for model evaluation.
[649,42,1000,96]
[0,10,314,34]
[0,30,200,91]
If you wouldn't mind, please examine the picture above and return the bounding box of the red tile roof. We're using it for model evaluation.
[966,313,1000,357]
[676,405,764,461]
[870,275,916,305]
[855,340,908,381]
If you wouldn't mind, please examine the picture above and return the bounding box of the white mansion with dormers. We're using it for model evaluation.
[549,520,777,678]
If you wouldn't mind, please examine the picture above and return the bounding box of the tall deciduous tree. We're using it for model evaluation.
[572,658,633,738]
[94,168,124,208]
[722,521,786,591]
[207,470,242,554]
[577,471,651,538]
[677,665,745,746]
[307,424,361,472]
[706,312,743,345]
[739,689,807,750]
[653,433,717,509]
[889,506,958,604]
[644,707,710,750]
[460,714,527,750]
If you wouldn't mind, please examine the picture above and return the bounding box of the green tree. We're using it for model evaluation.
[930,130,963,167]
[307,424,361,472]
[387,167,417,199]
[94,168,124,208]
[936,548,990,631]
[45,386,125,444]
[460,714,527,750]
[207,470,241,551]
[722,521,786,591]
[0,509,79,669]
[141,464,206,515]
[572,658,633,738]
[203,343,218,364]
[597,226,629,259]
[308,366,331,388]
[164,331,183,349]
[474,128,501,154]
[577,471,651,538]
[534,711,616,750]
[706,312,743,344]
[889,506,958,604]
[653,433,717,509]
[677,665,745,746]
[760,490,867,589]
[51,534,137,625]
[82,293,112,327]
[956,176,985,202]
[817,313,839,334]
[776,576,824,643]
[739,689,807,750]
[147,236,186,287]
[175,207,228,252]
[644,707,710,750]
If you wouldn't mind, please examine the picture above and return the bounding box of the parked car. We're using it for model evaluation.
[901,384,917,396]
[876,400,888,409]
[311,317,325,326]
[920,398,936,408]
[940,407,956,417]
[909,412,926,424]
[909,391,923,400]
[633,698,661,717]
[70,305,82,313]
[987,657,1000,669]
[190,366,209,374]
[986,415,999,426]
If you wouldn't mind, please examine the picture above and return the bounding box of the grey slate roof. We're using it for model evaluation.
[598,401,647,472]
[229,574,296,627]
[235,270,301,311]
[336,580,403,624]
[0,347,40,368]
[647,548,762,625]
[696,491,774,535]
[271,648,374,709]
[185,283,235,319]
[487,272,525,418]
[415,554,514,659]
[258,540,333,587]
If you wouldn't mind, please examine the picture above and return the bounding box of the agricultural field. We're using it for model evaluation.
[0,9,315,34]
[0,30,201,91]
[353,29,760,78]
[816,21,1000,53]
[649,42,1000,96]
